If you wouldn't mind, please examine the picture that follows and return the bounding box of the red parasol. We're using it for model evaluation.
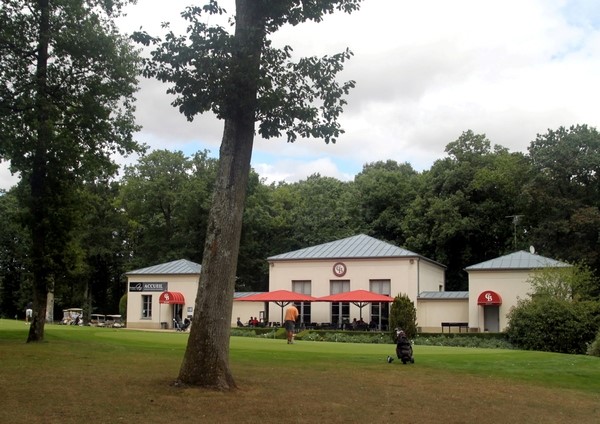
[236,290,317,323]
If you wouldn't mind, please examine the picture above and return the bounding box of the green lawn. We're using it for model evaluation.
[1,319,598,424]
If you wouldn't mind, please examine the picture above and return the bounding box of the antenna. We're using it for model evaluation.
[506,215,523,250]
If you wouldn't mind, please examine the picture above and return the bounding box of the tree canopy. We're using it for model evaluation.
[0,0,143,341]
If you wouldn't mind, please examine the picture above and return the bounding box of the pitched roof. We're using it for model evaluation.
[465,251,569,271]
[126,259,201,275]
[267,234,436,262]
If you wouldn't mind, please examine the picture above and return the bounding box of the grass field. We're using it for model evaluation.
[1,319,598,424]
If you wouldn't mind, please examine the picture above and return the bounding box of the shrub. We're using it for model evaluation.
[389,293,417,340]
[119,294,127,320]
[586,330,600,357]
[414,334,514,349]
[506,297,600,354]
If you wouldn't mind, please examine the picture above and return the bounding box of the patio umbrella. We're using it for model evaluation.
[316,289,394,320]
[236,290,318,324]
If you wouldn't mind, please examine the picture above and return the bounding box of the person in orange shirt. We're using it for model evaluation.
[283,304,299,344]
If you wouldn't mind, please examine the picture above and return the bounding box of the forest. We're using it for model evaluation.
[1,125,599,319]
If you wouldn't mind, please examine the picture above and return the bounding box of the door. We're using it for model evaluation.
[483,305,500,332]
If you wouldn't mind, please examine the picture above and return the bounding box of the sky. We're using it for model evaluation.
[2,0,600,190]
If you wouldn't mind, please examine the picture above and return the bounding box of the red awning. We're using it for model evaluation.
[477,290,502,305]
[235,290,317,303]
[159,291,185,305]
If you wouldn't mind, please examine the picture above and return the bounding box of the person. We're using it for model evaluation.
[369,319,377,331]
[25,302,33,325]
[236,317,244,327]
[283,304,299,344]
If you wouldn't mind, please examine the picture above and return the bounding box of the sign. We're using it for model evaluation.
[332,262,347,277]
[129,282,168,292]
[477,290,502,305]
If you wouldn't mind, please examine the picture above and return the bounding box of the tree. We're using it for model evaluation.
[285,174,358,247]
[528,262,598,302]
[524,125,600,279]
[135,0,362,389]
[0,0,143,341]
[352,160,418,246]
[388,294,417,340]
[402,130,531,290]
[0,189,31,318]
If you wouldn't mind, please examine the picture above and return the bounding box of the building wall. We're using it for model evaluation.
[467,269,532,332]
[232,302,265,326]
[268,257,445,324]
[126,274,200,329]
[417,300,469,333]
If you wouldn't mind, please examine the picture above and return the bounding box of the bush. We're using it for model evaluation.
[506,297,600,354]
[119,294,127,320]
[414,334,514,349]
[299,330,390,344]
[389,293,417,340]
[587,330,600,357]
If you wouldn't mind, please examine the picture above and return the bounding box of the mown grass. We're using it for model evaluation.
[1,319,598,424]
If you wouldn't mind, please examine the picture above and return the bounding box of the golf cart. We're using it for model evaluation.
[61,308,83,325]
[106,314,124,328]
[90,314,106,327]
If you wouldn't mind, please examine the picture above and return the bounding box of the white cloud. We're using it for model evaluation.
[3,0,599,191]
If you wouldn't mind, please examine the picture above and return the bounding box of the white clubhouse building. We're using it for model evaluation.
[125,234,568,332]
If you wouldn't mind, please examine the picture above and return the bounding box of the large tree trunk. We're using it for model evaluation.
[176,0,264,390]
[27,0,51,343]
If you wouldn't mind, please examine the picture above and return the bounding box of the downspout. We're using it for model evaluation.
[416,257,420,298]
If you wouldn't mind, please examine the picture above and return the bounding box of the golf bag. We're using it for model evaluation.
[394,328,414,364]
[173,317,190,332]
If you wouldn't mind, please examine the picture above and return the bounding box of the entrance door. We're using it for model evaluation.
[173,304,183,322]
[483,305,500,332]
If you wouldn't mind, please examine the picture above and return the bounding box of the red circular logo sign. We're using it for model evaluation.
[333,262,347,277]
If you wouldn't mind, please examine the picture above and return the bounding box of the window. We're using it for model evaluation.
[370,279,391,330]
[330,280,350,327]
[142,295,152,319]
[292,280,312,325]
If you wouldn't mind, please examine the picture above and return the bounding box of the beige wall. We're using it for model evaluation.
[126,274,200,329]
[232,301,264,326]
[127,274,265,329]
[467,269,532,332]
[417,299,469,332]
[268,257,445,324]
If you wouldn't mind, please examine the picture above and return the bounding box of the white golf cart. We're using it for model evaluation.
[90,314,106,327]
[61,308,83,325]
[106,314,124,328]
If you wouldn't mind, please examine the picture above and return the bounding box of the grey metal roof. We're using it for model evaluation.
[268,234,433,262]
[418,291,469,300]
[126,259,201,275]
[465,251,569,271]
[233,292,264,299]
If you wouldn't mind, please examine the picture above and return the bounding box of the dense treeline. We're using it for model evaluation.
[1,125,599,319]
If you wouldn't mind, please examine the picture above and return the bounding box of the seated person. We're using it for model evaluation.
[236,317,244,327]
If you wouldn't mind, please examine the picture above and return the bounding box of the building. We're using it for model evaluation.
[266,234,446,328]
[125,259,200,330]
[125,237,569,333]
[465,250,569,332]
[125,259,264,329]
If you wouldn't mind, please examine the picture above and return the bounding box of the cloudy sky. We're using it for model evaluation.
[2,0,599,189]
